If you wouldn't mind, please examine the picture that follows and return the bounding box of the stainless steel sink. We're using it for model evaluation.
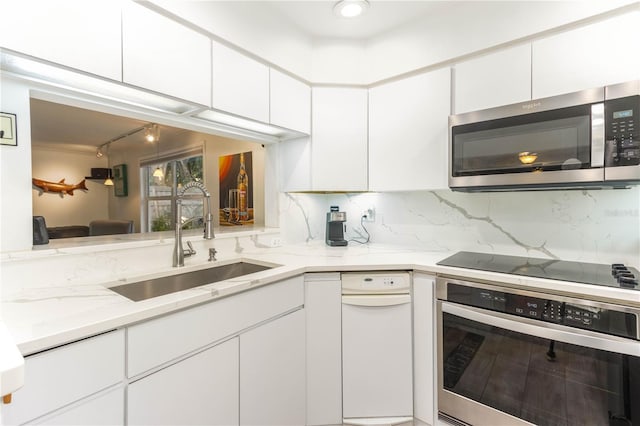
[109,261,275,302]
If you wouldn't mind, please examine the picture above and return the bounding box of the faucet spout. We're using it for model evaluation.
[173,181,215,267]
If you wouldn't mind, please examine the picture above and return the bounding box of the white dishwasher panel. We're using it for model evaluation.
[342,295,413,419]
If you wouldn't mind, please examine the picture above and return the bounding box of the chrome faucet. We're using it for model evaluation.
[173,181,215,267]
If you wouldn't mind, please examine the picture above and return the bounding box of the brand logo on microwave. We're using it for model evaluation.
[522,102,542,110]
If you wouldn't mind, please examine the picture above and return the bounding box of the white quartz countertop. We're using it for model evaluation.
[2,241,639,357]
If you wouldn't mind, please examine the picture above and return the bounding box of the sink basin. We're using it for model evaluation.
[109,261,275,302]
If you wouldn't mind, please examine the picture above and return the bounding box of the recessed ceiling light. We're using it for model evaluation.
[333,0,369,18]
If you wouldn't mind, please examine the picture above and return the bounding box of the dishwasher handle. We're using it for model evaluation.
[342,294,411,307]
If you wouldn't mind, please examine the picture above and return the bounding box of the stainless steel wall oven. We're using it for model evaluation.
[436,277,640,426]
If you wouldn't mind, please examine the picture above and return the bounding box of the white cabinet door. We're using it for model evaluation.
[454,44,532,114]
[212,41,270,123]
[128,338,239,426]
[342,296,413,419]
[278,136,312,192]
[270,69,311,134]
[32,387,124,426]
[1,330,124,426]
[311,87,368,191]
[413,273,436,426]
[240,309,306,426]
[127,276,303,377]
[369,68,450,191]
[532,11,640,99]
[0,0,121,80]
[305,273,342,426]
[122,1,211,106]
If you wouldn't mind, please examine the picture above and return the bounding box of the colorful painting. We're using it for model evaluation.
[219,151,253,225]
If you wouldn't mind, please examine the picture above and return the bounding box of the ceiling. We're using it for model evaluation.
[263,1,447,40]
[30,99,188,151]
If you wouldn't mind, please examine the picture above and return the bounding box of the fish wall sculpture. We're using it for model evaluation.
[32,177,88,196]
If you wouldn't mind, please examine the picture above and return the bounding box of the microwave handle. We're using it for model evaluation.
[441,301,640,357]
[591,102,605,167]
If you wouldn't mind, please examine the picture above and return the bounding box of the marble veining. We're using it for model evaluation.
[279,187,640,267]
[430,192,558,259]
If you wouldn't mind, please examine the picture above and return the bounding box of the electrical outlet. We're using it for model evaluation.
[363,207,375,222]
[270,237,282,247]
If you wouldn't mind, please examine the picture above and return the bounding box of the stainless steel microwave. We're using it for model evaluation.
[449,80,640,191]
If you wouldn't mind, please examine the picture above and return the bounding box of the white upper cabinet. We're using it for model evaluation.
[270,69,311,134]
[454,44,532,114]
[311,87,368,191]
[532,11,640,99]
[212,41,270,123]
[0,0,122,80]
[122,1,211,106]
[369,68,450,191]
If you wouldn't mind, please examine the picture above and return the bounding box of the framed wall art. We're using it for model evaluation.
[0,112,17,146]
[113,164,128,197]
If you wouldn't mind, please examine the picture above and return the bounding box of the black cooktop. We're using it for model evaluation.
[437,251,639,290]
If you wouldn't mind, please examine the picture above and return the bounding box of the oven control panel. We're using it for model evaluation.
[448,283,638,340]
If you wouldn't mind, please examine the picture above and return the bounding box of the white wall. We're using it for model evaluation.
[0,78,33,252]
[31,147,110,228]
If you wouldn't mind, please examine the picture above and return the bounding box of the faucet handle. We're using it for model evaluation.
[208,248,217,262]
[185,241,196,257]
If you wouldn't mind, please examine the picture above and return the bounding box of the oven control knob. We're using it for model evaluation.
[619,276,638,288]
[611,264,629,277]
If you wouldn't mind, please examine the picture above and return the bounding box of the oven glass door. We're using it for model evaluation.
[439,302,639,426]
[451,104,596,177]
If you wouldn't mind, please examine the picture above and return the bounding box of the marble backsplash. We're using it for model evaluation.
[279,187,640,268]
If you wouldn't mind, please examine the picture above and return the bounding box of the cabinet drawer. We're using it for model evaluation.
[127,276,304,377]
[2,330,124,425]
[32,386,124,426]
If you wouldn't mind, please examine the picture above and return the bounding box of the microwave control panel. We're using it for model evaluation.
[605,95,640,167]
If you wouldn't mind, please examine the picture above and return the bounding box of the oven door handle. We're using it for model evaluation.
[441,301,640,357]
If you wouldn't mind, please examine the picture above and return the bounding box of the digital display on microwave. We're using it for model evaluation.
[613,109,633,119]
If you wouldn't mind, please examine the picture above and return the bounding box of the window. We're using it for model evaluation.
[141,149,204,233]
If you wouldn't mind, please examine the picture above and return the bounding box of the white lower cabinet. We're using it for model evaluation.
[32,386,124,426]
[127,338,239,426]
[1,330,125,426]
[125,275,305,426]
[304,273,342,426]
[413,273,436,426]
[240,309,306,426]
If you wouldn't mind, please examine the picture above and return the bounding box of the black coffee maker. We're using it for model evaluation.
[326,206,347,246]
